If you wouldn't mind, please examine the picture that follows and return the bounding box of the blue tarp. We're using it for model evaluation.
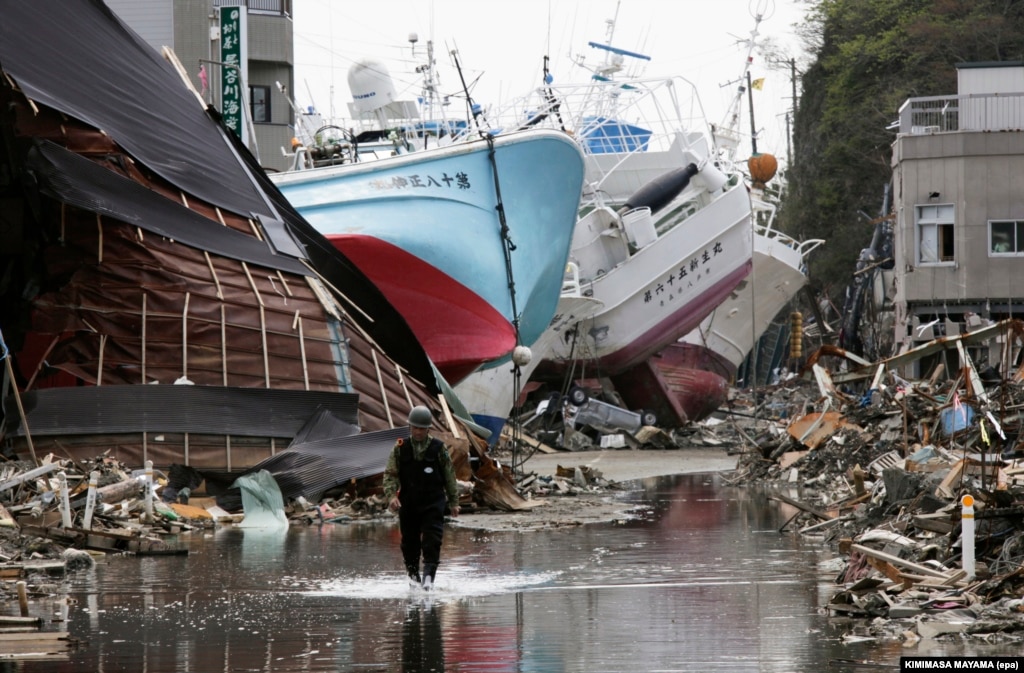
[940,405,974,435]
[578,116,652,154]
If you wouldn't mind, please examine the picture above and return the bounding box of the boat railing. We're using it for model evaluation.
[797,238,826,257]
[562,261,584,297]
[484,75,709,156]
[752,221,825,260]
[751,195,825,259]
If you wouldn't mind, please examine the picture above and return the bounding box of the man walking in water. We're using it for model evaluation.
[383,406,460,590]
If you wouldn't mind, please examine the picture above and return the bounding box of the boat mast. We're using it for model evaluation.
[415,36,441,123]
[715,0,773,161]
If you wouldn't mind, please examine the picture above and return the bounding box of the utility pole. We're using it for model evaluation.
[747,71,758,155]
[789,58,798,166]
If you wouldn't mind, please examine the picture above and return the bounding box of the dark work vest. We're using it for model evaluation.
[398,438,446,504]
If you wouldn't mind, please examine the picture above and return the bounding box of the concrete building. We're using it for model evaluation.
[105,0,295,172]
[891,62,1024,377]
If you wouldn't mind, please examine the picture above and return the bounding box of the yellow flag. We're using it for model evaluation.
[751,78,765,91]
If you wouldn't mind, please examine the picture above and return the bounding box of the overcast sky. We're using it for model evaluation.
[291,0,811,162]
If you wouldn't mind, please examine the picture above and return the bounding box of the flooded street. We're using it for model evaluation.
[14,473,1020,672]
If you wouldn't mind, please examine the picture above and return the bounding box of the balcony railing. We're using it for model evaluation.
[898,92,1024,135]
[213,0,291,17]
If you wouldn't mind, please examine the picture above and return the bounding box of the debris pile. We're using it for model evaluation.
[515,464,613,497]
[727,319,1024,643]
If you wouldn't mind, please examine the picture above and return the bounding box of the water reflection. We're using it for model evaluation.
[7,473,1021,672]
[401,604,445,672]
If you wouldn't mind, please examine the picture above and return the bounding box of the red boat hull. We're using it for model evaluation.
[329,234,515,383]
[612,343,731,426]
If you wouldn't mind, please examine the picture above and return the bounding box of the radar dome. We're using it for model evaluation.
[347,59,398,114]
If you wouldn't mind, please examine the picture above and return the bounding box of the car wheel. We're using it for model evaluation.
[568,386,588,406]
[640,409,658,427]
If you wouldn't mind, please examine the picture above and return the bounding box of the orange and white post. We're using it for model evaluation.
[961,494,976,578]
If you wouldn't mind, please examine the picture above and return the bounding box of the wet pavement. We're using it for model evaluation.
[14,473,1024,672]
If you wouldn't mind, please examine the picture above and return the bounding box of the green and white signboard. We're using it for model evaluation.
[218,5,248,144]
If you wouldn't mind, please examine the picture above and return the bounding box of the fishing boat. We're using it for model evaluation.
[509,53,753,375]
[271,128,586,385]
[445,15,757,439]
[659,7,825,423]
[627,195,824,427]
[455,4,828,437]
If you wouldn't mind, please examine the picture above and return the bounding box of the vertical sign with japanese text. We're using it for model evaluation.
[218,6,248,145]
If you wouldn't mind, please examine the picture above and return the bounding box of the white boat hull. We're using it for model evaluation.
[454,293,604,437]
[545,178,754,375]
[680,219,825,378]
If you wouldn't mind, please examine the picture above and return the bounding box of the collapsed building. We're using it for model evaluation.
[0,0,486,499]
[728,319,1024,641]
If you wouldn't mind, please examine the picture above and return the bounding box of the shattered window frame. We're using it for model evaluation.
[988,219,1024,255]
[916,203,955,265]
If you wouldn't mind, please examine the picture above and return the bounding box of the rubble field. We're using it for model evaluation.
[3,328,1024,654]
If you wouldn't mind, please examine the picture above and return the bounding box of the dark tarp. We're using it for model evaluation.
[288,407,361,446]
[186,427,408,510]
[2,385,360,438]
[0,0,272,223]
[25,139,309,275]
[256,426,406,501]
[0,0,439,389]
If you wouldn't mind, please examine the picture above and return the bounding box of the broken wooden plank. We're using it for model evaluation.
[778,451,808,470]
[935,460,966,499]
[942,569,968,585]
[770,492,833,521]
[911,515,954,535]
[502,429,559,454]
[0,463,62,495]
[0,504,16,528]
[865,556,904,585]
[850,543,949,579]
[0,561,66,579]
[0,629,74,660]
[827,318,1019,384]
[94,477,146,504]
[787,411,861,450]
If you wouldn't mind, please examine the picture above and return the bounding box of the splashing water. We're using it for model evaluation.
[305,560,560,603]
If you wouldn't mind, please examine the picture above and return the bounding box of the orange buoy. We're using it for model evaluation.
[748,152,778,189]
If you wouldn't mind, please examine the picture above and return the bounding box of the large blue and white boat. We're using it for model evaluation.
[272,127,586,385]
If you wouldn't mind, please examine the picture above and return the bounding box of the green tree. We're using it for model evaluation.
[785,0,1024,320]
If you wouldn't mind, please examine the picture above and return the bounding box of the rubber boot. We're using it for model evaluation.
[406,564,420,584]
[422,563,437,590]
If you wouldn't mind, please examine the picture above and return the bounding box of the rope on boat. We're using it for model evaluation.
[542,56,568,133]
[485,133,528,471]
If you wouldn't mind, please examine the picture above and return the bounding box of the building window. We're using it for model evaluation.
[251,85,270,123]
[917,203,954,264]
[990,220,1024,254]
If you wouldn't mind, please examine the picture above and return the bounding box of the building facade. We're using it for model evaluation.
[105,0,295,172]
[891,62,1024,376]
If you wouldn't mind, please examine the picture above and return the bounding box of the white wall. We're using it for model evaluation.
[104,0,175,51]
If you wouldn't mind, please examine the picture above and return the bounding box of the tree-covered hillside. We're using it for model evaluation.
[784,0,1024,312]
